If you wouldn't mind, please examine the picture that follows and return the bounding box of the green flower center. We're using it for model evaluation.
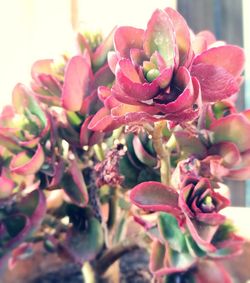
[145,68,160,82]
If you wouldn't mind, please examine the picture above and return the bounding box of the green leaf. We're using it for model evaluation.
[64,217,104,263]
[158,213,185,252]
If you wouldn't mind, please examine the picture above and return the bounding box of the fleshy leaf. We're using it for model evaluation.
[10,144,45,175]
[144,9,176,67]
[114,26,144,58]
[62,160,89,207]
[158,213,185,252]
[210,114,250,152]
[12,84,47,128]
[150,240,166,273]
[63,217,104,263]
[0,176,15,199]
[130,181,179,214]
[62,56,91,111]
[92,27,116,70]
[133,135,157,167]
[164,7,192,66]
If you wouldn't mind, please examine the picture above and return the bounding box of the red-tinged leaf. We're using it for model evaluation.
[93,63,115,88]
[144,9,176,68]
[92,27,116,70]
[193,45,245,77]
[111,83,144,105]
[31,59,54,81]
[150,240,166,273]
[130,48,148,66]
[0,131,22,153]
[185,217,216,252]
[155,67,196,114]
[37,74,61,96]
[130,181,180,214]
[208,142,241,167]
[155,66,173,89]
[174,131,207,159]
[80,116,104,146]
[165,7,193,66]
[0,176,15,199]
[61,56,91,111]
[12,84,47,128]
[88,107,120,132]
[62,160,89,207]
[210,114,250,152]
[191,63,239,102]
[16,190,46,234]
[133,135,157,167]
[116,59,159,100]
[195,260,232,283]
[107,51,119,74]
[10,144,45,175]
[192,31,216,55]
[114,26,144,58]
[63,218,104,264]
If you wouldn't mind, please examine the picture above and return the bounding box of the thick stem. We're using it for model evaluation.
[151,121,171,186]
[94,242,140,276]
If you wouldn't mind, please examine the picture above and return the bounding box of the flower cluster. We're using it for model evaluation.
[0,6,248,283]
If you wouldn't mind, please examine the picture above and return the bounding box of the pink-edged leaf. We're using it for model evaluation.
[88,107,120,132]
[130,48,148,66]
[144,9,176,68]
[61,56,91,111]
[37,74,61,96]
[192,31,216,55]
[185,217,216,252]
[150,240,166,273]
[158,213,185,252]
[155,66,173,89]
[155,67,196,113]
[164,7,193,66]
[114,26,144,58]
[16,189,46,234]
[193,45,245,77]
[174,131,207,159]
[107,51,119,74]
[133,135,157,167]
[63,218,104,264]
[80,116,104,146]
[31,59,54,81]
[116,59,159,100]
[210,114,250,152]
[92,27,116,70]
[10,144,45,175]
[93,63,115,88]
[191,63,239,102]
[208,142,241,167]
[0,131,22,153]
[62,160,89,207]
[12,84,47,128]
[130,181,180,214]
[0,176,15,199]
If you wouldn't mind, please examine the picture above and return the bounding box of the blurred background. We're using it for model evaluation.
[0,0,250,206]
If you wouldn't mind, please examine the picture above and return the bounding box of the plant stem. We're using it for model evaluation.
[82,262,97,283]
[151,121,171,186]
[94,242,140,275]
[93,144,105,161]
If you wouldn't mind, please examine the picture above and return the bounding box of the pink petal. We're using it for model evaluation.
[114,26,144,58]
[62,56,91,111]
[144,9,176,68]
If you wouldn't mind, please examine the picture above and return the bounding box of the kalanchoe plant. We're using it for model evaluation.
[0,6,248,283]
